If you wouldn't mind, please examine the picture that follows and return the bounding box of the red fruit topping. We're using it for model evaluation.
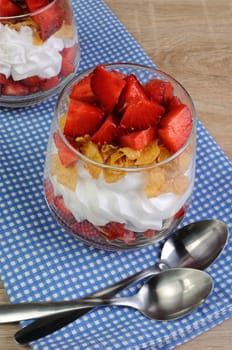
[158,104,193,152]
[117,74,147,113]
[2,81,30,96]
[60,45,77,77]
[71,221,101,239]
[41,76,59,91]
[174,205,188,219]
[22,75,46,87]
[119,127,156,150]
[64,100,104,138]
[101,222,137,243]
[120,99,165,130]
[53,195,71,215]
[143,229,157,238]
[91,65,126,113]
[91,114,118,145]
[145,78,174,105]
[167,96,182,110]
[60,60,74,77]
[53,132,79,167]
[25,0,51,12]
[44,178,55,205]
[32,0,64,40]
[0,73,8,84]
[0,0,23,17]
[70,73,96,104]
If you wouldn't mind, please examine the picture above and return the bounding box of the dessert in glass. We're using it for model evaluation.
[0,0,80,107]
[44,63,196,250]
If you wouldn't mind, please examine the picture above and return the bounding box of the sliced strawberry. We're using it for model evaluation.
[32,0,64,40]
[0,0,23,17]
[53,132,79,167]
[167,96,182,110]
[44,178,55,205]
[2,81,29,96]
[101,222,136,243]
[41,76,59,91]
[64,100,104,138]
[91,65,126,113]
[145,78,173,105]
[143,229,157,238]
[53,195,76,225]
[60,60,74,77]
[117,74,147,113]
[158,104,193,153]
[25,0,51,12]
[70,73,96,103]
[71,220,101,239]
[119,127,156,150]
[61,45,77,64]
[0,73,8,84]
[91,114,118,145]
[120,99,165,130]
[22,75,46,87]
[174,205,188,219]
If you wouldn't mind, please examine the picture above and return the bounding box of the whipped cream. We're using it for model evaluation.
[0,23,75,80]
[50,160,193,232]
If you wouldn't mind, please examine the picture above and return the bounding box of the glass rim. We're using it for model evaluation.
[0,0,57,20]
[55,62,197,172]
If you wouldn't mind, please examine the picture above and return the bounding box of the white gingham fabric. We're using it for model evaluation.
[0,1,231,349]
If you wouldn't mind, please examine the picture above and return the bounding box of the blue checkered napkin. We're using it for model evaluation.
[0,0,231,349]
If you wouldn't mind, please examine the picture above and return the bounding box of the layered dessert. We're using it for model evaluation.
[44,64,196,249]
[0,0,79,101]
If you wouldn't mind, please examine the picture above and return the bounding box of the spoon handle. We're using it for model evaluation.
[15,264,161,344]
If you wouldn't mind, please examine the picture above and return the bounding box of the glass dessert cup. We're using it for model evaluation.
[0,0,80,107]
[43,63,197,250]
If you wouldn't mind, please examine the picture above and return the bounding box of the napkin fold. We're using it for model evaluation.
[0,1,231,349]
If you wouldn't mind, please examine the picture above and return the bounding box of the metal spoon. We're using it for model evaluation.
[15,219,227,343]
[0,268,213,323]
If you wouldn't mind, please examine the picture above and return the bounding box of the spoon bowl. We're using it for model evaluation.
[0,268,213,323]
[15,219,227,343]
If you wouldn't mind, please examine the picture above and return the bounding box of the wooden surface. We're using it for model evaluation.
[0,0,231,349]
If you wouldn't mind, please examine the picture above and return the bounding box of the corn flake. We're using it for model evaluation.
[145,168,166,198]
[50,154,78,191]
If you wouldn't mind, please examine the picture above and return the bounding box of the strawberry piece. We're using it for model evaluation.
[158,104,193,153]
[2,81,29,96]
[120,99,165,130]
[174,205,188,219]
[53,132,79,167]
[70,73,96,103]
[119,127,156,150]
[44,178,55,205]
[91,114,118,145]
[117,74,147,113]
[101,222,136,243]
[0,0,23,17]
[22,75,46,87]
[41,76,59,91]
[25,0,51,12]
[32,0,64,40]
[167,96,182,110]
[60,60,74,77]
[0,73,8,84]
[91,65,126,113]
[145,78,173,105]
[64,100,104,138]
[53,195,76,225]
[143,229,157,238]
[71,220,101,239]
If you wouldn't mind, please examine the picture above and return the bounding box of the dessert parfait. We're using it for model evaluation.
[44,63,196,250]
[0,0,80,107]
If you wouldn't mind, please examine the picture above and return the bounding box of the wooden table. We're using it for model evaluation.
[1,0,231,348]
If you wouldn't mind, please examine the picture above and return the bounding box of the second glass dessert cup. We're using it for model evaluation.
[0,0,80,107]
[43,63,197,250]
